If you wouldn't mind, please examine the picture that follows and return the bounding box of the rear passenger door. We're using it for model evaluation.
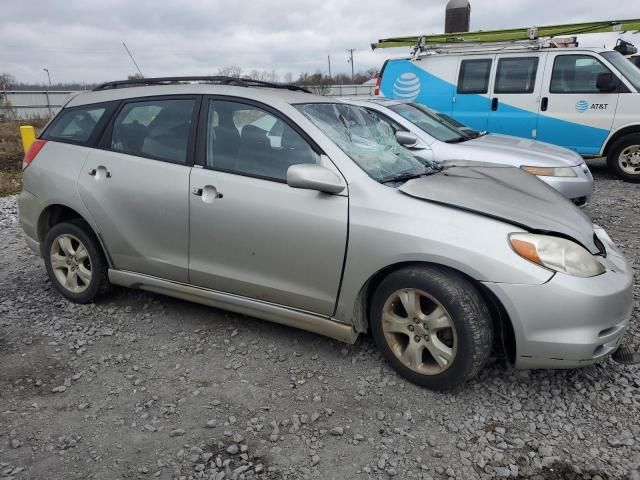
[188,98,348,315]
[487,54,545,139]
[452,56,494,131]
[77,96,200,282]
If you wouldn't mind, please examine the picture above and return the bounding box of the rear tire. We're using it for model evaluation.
[43,220,110,304]
[370,266,493,390]
[606,133,640,183]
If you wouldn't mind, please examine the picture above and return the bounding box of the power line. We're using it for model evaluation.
[122,42,144,78]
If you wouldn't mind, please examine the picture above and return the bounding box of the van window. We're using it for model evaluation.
[550,55,614,94]
[495,57,539,94]
[457,59,492,94]
[44,106,106,144]
[110,99,195,164]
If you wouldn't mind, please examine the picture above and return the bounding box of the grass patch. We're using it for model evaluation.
[0,169,22,197]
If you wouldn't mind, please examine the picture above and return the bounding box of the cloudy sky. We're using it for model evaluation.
[1,0,639,85]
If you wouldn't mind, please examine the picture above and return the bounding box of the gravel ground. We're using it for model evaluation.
[1,159,639,480]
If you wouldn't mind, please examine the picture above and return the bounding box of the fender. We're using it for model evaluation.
[601,123,640,156]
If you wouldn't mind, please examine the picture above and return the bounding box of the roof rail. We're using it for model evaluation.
[92,76,312,93]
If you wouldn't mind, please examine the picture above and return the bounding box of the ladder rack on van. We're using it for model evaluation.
[371,18,640,51]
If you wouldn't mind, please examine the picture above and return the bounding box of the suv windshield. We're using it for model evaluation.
[387,103,469,142]
[602,50,640,91]
[295,103,441,183]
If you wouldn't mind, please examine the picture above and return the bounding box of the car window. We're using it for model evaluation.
[111,99,195,164]
[387,103,467,142]
[550,55,614,94]
[495,57,539,94]
[457,59,492,94]
[45,106,106,143]
[206,99,318,181]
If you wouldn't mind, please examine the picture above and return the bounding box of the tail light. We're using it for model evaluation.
[22,139,47,170]
[374,75,382,96]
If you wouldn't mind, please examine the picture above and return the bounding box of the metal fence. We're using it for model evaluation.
[0,91,77,119]
[0,85,375,120]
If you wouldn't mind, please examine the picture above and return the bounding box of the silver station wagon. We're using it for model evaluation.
[18,76,633,389]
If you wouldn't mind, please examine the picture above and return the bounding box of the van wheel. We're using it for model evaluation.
[607,134,640,183]
[370,266,493,390]
[43,220,110,303]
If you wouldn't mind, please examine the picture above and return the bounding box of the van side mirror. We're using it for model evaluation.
[395,131,420,148]
[287,164,345,194]
[596,72,617,92]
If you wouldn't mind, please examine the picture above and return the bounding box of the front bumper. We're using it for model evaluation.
[538,163,594,208]
[483,236,633,369]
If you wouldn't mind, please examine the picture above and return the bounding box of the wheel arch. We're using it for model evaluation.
[602,124,640,157]
[351,261,516,364]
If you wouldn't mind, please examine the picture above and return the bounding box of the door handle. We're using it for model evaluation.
[194,185,223,203]
[541,97,549,112]
[88,166,111,178]
[491,97,499,111]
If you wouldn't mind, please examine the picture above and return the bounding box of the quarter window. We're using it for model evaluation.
[495,57,539,94]
[206,100,318,181]
[550,55,614,94]
[457,59,492,94]
[44,106,106,143]
[110,99,195,164]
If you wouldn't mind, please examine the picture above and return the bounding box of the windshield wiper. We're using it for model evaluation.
[444,136,468,144]
[380,169,438,184]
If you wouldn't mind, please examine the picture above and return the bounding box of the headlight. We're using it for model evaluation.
[520,166,577,177]
[509,233,605,277]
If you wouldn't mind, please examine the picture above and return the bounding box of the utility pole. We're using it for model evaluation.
[123,42,144,78]
[327,55,332,82]
[43,68,52,117]
[346,49,355,81]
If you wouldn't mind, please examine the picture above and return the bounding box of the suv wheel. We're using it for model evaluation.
[370,266,493,390]
[43,221,109,303]
[607,133,640,183]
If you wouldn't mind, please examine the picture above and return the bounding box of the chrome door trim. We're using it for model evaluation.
[108,269,358,344]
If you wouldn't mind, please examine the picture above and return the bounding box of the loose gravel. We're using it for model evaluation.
[1,159,639,480]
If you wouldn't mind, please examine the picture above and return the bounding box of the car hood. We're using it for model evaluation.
[451,133,583,167]
[399,162,599,254]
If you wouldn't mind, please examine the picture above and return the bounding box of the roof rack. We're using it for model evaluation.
[93,76,312,93]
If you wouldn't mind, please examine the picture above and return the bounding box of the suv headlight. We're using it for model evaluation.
[520,166,577,177]
[509,233,605,277]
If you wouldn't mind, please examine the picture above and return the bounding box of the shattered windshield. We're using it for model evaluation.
[295,103,441,183]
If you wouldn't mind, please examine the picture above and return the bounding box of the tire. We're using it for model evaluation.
[43,220,110,303]
[606,133,640,183]
[370,266,493,390]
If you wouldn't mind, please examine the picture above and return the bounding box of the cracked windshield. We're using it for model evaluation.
[296,103,441,183]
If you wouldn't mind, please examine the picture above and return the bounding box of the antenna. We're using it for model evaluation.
[122,42,144,78]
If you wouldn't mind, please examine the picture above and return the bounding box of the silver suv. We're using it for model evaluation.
[18,77,633,389]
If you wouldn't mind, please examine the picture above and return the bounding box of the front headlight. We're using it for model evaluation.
[520,166,577,177]
[509,233,605,277]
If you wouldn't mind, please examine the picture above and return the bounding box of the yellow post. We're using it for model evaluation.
[20,125,36,153]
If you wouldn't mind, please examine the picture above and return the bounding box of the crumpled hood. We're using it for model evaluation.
[399,162,599,254]
[456,133,584,167]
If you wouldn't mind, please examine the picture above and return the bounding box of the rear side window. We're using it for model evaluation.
[457,59,492,94]
[494,57,539,93]
[110,99,196,164]
[44,106,106,143]
[550,55,613,94]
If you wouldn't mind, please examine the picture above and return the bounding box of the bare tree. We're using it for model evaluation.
[0,73,16,90]
[284,72,294,83]
[217,66,242,78]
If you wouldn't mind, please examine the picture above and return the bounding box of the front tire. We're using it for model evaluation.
[606,134,640,183]
[43,220,109,303]
[370,266,493,390]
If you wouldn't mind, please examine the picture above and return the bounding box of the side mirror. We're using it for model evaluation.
[395,130,420,148]
[596,72,617,92]
[287,164,345,194]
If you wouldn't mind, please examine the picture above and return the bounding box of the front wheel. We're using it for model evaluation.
[606,133,640,183]
[370,266,493,390]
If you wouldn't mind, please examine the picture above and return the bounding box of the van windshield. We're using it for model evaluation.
[602,51,640,91]
[295,103,441,183]
[387,103,469,143]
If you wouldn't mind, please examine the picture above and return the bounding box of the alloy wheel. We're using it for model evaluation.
[49,234,92,294]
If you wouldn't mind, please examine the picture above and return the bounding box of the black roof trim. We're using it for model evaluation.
[92,76,312,94]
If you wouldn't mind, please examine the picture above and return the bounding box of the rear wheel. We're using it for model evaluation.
[370,266,493,390]
[607,133,640,183]
[43,221,109,303]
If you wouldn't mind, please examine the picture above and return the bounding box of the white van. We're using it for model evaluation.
[377,47,640,182]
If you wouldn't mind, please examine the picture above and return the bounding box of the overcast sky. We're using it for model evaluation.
[1,0,639,85]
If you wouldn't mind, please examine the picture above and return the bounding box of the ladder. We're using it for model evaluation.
[371,18,640,50]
